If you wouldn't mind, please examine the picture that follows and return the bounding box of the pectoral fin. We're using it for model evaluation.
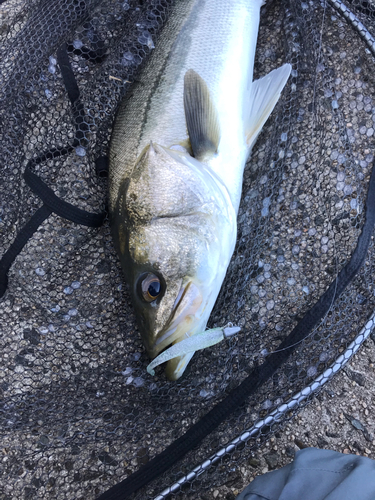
[184,69,221,161]
[246,63,292,150]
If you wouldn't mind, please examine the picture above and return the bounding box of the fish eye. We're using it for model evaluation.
[140,273,162,302]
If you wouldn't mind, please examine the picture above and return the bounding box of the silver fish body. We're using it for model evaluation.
[109,0,291,379]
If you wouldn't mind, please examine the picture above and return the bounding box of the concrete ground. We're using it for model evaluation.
[210,335,375,499]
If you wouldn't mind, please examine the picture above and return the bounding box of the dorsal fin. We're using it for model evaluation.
[183,69,221,161]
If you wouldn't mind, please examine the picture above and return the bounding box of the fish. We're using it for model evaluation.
[109,0,291,380]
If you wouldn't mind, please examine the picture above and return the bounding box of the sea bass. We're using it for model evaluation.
[109,0,291,380]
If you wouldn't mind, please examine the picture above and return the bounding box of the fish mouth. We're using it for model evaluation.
[149,280,205,378]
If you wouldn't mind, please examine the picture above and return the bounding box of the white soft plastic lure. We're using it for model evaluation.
[110,0,291,380]
[147,325,241,376]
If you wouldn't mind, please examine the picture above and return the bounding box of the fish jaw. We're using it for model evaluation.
[149,280,206,357]
[150,279,214,381]
[164,352,196,381]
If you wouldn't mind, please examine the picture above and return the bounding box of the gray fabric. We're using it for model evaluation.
[236,448,375,500]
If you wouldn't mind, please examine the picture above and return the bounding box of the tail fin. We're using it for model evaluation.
[246,63,292,150]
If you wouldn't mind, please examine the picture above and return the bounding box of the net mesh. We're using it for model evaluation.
[1,0,375,498]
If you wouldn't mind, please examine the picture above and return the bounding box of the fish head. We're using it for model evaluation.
[112,142,236,379]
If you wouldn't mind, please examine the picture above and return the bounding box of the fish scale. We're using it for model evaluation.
[109,0,291,379]
[109,0,262,211]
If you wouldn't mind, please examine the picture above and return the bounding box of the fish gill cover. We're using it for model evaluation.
[1,0,375,499]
